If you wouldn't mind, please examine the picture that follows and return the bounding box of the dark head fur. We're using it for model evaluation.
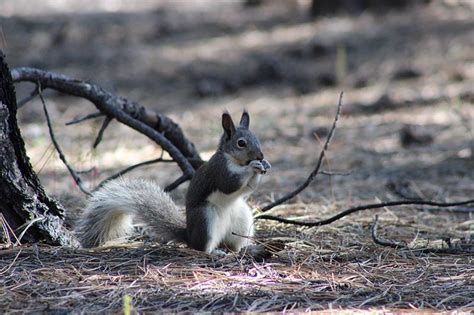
[218,110,263,165]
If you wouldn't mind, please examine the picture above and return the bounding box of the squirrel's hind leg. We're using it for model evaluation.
[186,205,225,254]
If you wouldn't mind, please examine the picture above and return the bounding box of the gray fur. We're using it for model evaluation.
[185,112,265,253]
[218,112,263,166]
[77,111,267,254]
[76,178,186,248]
[185,156,259,252]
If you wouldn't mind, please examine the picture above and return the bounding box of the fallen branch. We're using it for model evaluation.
[261,91,344,212]
[255,198,474,226]
[11,67,203,177]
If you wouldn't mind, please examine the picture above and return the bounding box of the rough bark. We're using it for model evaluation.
[0,51,78,247]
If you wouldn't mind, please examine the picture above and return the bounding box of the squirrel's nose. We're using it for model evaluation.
[256,151,264,161]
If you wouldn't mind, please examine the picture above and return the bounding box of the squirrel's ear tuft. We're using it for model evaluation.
[239,110,250,129]
[222,112,235,139]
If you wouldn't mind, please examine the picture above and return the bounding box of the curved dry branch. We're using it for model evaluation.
[11,67,203,177]
[261,92,344,211]
[255,198,474,226]
[370,215,405,248]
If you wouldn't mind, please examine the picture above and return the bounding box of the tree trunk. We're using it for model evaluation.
[0,51,78,247]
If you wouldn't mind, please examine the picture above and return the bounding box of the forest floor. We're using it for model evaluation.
[1,0,473,312]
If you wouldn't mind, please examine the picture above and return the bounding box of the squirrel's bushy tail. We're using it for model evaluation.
[76,178,186,248]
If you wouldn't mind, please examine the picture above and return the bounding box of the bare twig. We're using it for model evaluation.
[66,112,104,125]
[164,174,193,192]
[17,84,39,108]
[261,92,344,212]
[95,157,174,191]
[93,116,113,148]
[255,198,474,226]
[38,85,92,196]
[371,215,405,248]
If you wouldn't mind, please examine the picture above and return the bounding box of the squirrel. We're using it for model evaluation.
[75,111,271,254]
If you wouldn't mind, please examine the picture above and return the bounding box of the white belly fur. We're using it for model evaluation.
[206,189,253,245]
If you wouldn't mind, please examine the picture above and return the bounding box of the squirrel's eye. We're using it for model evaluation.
[237,139,247,148]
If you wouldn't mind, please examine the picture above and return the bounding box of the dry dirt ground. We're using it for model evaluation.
[1,0,473,313]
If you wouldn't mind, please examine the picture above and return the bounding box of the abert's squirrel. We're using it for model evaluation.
[76,111,270,254]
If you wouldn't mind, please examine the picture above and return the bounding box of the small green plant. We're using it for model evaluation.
[123,294,132,315]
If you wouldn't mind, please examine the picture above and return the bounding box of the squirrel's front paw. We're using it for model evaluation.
[261,159,271,173]
[249,159,271,174]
